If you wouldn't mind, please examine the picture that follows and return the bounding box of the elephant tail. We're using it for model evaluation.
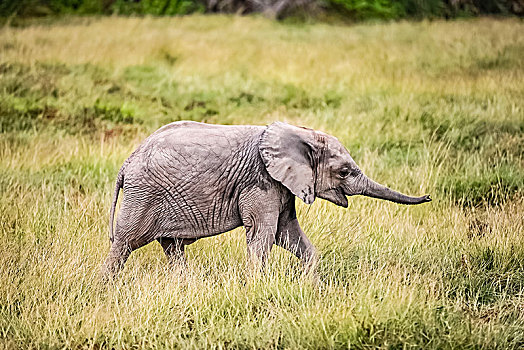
[109,168,124,243]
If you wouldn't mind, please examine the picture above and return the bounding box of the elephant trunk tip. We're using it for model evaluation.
[398,194,432,205]
[416,194,432,204]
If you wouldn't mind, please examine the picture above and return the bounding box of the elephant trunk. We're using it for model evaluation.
[358,174,431,205]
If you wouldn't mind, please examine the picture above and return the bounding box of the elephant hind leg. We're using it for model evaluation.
[157,237,196,268]
[101,240,131,279]
[102,195,159,278]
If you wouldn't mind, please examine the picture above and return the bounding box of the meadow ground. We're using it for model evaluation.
[0,16,523,348]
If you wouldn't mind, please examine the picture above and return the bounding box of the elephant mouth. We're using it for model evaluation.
[317,187,348,208]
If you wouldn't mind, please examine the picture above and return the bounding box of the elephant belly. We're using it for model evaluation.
[155,190,244,240]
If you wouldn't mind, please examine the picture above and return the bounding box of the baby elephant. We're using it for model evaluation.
[103,121,430,276]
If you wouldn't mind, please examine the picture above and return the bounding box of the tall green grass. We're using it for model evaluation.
[0,16,523,348]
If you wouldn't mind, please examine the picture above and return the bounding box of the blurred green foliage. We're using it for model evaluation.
[111,0,204,16]
[1,0,521,18]
[324,0,404,19]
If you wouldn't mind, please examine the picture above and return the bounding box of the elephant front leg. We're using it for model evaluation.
[245,221,278,271]
[239,188,281,273]
[240,210,278,271]
[275,218,318,274]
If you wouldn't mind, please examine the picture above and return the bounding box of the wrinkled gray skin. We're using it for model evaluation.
[103,121,431,276]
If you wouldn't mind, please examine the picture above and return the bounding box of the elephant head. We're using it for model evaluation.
[259,122,431,207]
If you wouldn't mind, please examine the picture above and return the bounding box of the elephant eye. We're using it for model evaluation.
[339,169,351,179]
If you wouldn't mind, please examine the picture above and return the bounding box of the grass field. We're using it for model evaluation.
[0,16,523,348]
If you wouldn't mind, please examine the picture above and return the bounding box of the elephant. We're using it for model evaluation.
[103,121,431,276]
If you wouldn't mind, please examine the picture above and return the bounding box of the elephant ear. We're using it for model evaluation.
[259,122,317,204]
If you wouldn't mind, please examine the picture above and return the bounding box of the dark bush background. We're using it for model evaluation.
[1,0,523,19]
